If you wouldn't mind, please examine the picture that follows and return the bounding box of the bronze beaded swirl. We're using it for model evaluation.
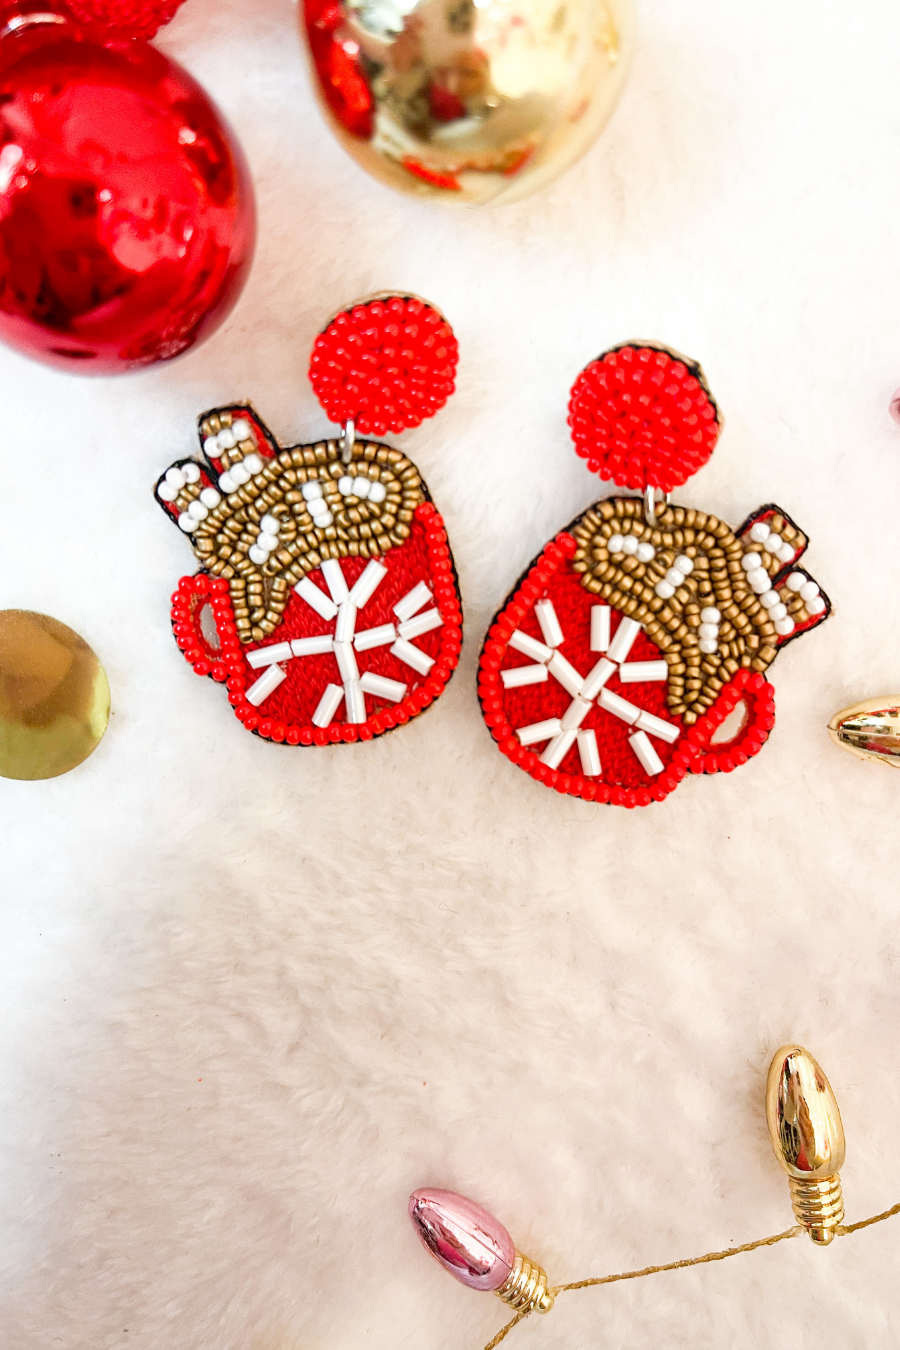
[162,409,426,644]
[570,498,816,724]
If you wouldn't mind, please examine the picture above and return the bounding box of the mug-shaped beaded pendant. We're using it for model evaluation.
[155,295,462,746]
[478,343,832,807]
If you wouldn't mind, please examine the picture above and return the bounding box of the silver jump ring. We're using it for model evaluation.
[340,420,356,465]
[644,485,670,527]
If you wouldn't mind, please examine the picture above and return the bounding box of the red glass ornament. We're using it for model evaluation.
[0,8,255,373]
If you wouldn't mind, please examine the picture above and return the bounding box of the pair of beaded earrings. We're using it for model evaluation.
[155,296,832,807]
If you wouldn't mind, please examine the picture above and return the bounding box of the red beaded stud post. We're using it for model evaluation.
[309,294,458,437]
[568,343,721,493]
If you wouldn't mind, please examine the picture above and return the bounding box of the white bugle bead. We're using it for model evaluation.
[629,729,664,776]
[577,728,601,777]
[334,640,359,683]
[321,558,350,605]
[617,660,668,683]
[399,608,443,641]
[344,679,366,724]
[534,598,564,649]
[348,560,388,609]
[294,576,338,621]
[508,630,553,664]
[598,688,641,725]
[390,638,434,675]
[606,616,642,665]
[517,717,563,747]
[354,623,397,652]
[246,663,287,707]
[548,650,585,697]
[291,634,334,657]
[540,728,578,770]
[312,682,344,727]
[591,605,611,652]
[561,697,593,731]
[581,657,616,701]
[636,709,680,744]
[359,671,407,702]
[500,663,549,689]
[394,581,433,622]
[247,642,292,669]
[334,602,357,644]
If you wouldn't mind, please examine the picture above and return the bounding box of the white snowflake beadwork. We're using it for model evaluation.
[240,558,443,726]
[500,600,681,778]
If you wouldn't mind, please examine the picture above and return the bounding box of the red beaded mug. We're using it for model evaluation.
[478,342,832,808]
[155,295,463,746]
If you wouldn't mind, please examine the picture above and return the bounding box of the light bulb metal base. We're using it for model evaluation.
[495,1252,554,1314]
[789,1173,844,1244]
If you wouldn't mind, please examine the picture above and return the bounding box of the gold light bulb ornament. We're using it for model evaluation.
[828,697,900,767]
[766,1045,846,1245]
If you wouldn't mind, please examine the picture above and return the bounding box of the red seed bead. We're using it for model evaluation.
[271,723,287,743]
[258,719,273,738]
[309,296,459,434]
[286,727,302,745]
[568,345,720,492]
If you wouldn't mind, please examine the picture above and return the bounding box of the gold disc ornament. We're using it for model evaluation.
[300,0,634,205]
[0,611,110,781]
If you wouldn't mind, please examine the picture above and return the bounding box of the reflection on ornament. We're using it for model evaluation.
[766,1045,846,1246]
[0,4,255,373]
[828,697,900,768]
[300,0,634,205]
[409,1188,555,1313]
[0,609,110,779]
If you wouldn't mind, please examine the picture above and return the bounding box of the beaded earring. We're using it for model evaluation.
[155,295,463,746]
[478,342,832,807]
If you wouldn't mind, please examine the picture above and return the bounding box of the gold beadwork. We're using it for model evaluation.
[572,499,808,719]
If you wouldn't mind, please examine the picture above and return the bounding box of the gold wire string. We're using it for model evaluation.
[480,1203,900,1350]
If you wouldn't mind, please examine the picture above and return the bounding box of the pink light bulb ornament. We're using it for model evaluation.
[408,1188,555,1315]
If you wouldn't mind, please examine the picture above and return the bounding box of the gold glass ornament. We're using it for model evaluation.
[0,610,110,781]
[766,1045,846,1246]
[300,0,634,205]
[827,697,900,768]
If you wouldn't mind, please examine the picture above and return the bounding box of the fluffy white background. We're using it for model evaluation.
[2,0,900,1346]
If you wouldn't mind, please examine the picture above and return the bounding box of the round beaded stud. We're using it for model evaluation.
[153,295,463,747]
[478,342,833,808]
